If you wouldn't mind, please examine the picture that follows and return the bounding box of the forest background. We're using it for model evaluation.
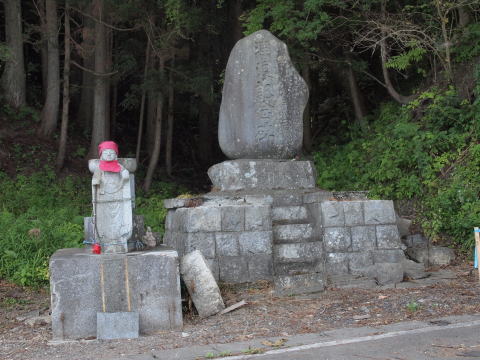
[0,0,479,287]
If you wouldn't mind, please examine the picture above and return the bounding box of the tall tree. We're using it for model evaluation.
[38,0,60,137]
[1,0,26,108]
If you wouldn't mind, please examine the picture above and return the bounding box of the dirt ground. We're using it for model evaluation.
[1,263,479,360]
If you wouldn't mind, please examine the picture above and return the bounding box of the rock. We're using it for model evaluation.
[180,250,225,318]
[142,226,157,248]
[404,234,429,248]
[25,315,51,327]
[396,214,412,238]
[402,258,428,280]
[407,246,455,266]
[16,309,40,322]
[218,30,308,159]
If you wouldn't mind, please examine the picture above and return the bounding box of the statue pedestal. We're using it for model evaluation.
[49,247,182,340]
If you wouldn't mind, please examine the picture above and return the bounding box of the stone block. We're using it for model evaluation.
[173,208,189,232]
[164,197,189,209]
[239,231,273,255]
[186,233,215,258]
[204,257,220,281]
[96,312,139,340]
[271,192,303,206]
[273,224,314,243]
[247,255,273,280]
[221,206,245,231]
[351,226,376,251]
[162,232,186,256]
[406,234,429,248]
[274,242,323,262]
[374,263,404,285]
[326,253,349,275]
[321,201,345,227]
[328,274,377,289]
[396,214,412,237]
[303,191,333,204]
[274,273,325,296]
[407,246,455,266]
[376,225,402,249]
[207,160,316,191]
[219,256,249,283]
[245,205,272,231]
[215,232,240,256]
[364,200,396,225]
[324,227,351,252]
[373,249,404,263]
[343,201,364,226]
[272,206,308,223]
[274,261,324,276]
[181,251,224,318]
[49,248,182,340]
[244,194,274,205]
[185,207,221,233]
[402,259,427,280]
[165,210,175,231]
[348,252,374,272]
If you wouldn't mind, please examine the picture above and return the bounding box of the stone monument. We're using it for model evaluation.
[163,30,411,295]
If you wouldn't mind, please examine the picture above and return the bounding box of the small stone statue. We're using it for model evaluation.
[91,141,133,254]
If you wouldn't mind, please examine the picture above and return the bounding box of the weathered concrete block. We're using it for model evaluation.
[180,251,225,318]
[49,248,182,340]
[326,253,349,275]
[303,191,333,204]
[162,231,186,256]
[219,256,249,283]
[221,206,245,231]
[274,273,325,295]
[274,242,323,262]
[273,223,314,243]
[348,252,374,271]
[343,201,364,226]
[186,233,215,258]
[172,208,188,232]
[185,207,221,233]
[245,205,272,231]
[215,232,240,256]
[376,225,402,249]
[247,254,273,280]
[272,192,304,206]
[374,263,404,285]
[274,261,324,276]
[321,201,345,227]
[328,274,377,289]
[351,226,376,251]
[165,210,175,231]
[324,227,351,252]
[239,231,273,255]
[96,312,139,340]
[364,200,396,225]
[272,206,308,222]
[373,249,404,263]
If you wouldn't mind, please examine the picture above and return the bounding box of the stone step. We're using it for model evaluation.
[273,241,323,263]
[272,206,309,223]
[274,261,324,276]
[274,273,325,296]
[273,223,315,243]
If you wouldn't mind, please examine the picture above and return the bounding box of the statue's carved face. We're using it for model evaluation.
[100,149,117,161]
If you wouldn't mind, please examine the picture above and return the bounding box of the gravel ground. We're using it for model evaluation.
[1,264,479,360]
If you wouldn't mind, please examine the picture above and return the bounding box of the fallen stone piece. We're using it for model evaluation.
[25,315,51,327]
[406,246,455,266]
[180,250,225,318]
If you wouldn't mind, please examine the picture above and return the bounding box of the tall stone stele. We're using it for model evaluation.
[218,29,309,160]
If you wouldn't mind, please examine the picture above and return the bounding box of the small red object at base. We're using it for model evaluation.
[92,243,101,254]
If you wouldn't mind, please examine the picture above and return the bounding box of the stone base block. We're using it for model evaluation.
[96,312,139,340]
[208,160,316,191]
[49,247,182,340]
[274,273,325,296]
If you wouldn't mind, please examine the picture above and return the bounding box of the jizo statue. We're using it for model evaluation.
[90,141,133,254]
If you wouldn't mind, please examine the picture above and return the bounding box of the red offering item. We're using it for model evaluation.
[98,141,121,173]
[92,243,101,254]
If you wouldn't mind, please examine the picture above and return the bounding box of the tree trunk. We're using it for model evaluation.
[104,28,113,140]
[347,65,368,130]
[38,0,60,137]
[434,0,452,81]
[165,62,175,176]
[1,0,26,108]
[198,99,212,165]
[135,41,151,163]
[89,0,108,158]
[302,65,312,152]
[56,4,71,171]
[143,60,165,192]
[146,89,156,156]
[231,0,243,43]
[37,0,48,98]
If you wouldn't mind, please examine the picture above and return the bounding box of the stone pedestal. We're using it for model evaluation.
[49,247,182,340]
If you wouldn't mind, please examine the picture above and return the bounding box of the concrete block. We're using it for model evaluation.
[239,231,273,255]
[49,247,182,340]
[244,194,274,206]
[348,252,374,271]
[351,226,376,251]
[185,207,221,233]
[303,191,333,204]
[162,232,186,256]
[96,312,139,340]
[180,251,225,318]
[219,256,249,283]
[245,205,271,231]
[326,253,349,275]
[373,249,404,263]
[247,255,273,280]
[324,227,351,252]
[186,233,215,258]
[215,232,240,256]
[165,210,175,231]
[272,192,303,206]
[274,242,323,262]
[173,208,188,232]
[375,263,404,285]
[328,274,377,289]
[274,261,324,276]
[343,201,364,226]
[321,201,345,227]
[364,200,396,225]
[272,206,308,223]
[376,225,402,249]
[273,224,314,243]
[274,273,325,295]
[221,206,245,231]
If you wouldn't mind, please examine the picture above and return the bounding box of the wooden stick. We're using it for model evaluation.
[124,257,132,312]
[220,300,247,315]
[475,227,480,282]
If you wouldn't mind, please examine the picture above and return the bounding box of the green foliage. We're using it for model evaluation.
[453,23,480,63]
[314,84,480,250]
[406,301,420,312]
[386,46,426,72]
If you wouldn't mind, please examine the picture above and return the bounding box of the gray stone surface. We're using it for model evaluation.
[215,232,240,256]
[351,226,376,251]
[396,215,412,238]
[404,234,429,248]
[221,206,245,231]
[218,29,308,159]
[274,273,325,295]
[245,205,272,231]
[274,242,323,262]
[185,207,221,233]
[402,259,427,280]
[208,160,316,191]
[343,202,364,226]
[219,256,249,283]
[303,191,333,204]
[348,252,374,270]
[273,223,314,243]
[364,200,396,225]
[49,247,182,340]
[374,263,404,285]
[324,227,351,252]
[247,254,273,280]
[376,225,402,249]
[274,261,324,276]
[326,253,349,275]
[239,231,273,254]
[186,233,216,258]
[407,246,455,266]
[272,206,308,223]
[373,249,405,263]
[180,250,225,318]
[321,201,345,227]
[96,312,139,340]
